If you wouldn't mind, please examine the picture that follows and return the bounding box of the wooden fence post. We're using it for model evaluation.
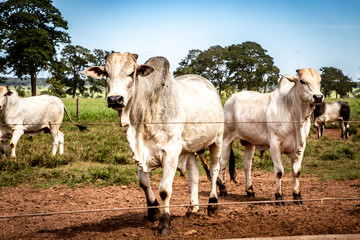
[77,98,80,119]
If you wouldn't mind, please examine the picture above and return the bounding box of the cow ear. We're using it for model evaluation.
[83,66,107,79]
[132,54,138,60]
[137,64,154,77]
[281,74,298,83]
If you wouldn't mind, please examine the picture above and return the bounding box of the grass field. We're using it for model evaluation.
[0,97,359,188]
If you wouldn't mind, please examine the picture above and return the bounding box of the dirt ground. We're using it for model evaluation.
[0,129,359,240]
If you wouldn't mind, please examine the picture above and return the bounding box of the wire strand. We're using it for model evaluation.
[1,197,359,219]
[0,119,360,127]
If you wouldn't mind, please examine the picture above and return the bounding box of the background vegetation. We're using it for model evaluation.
[0,0,359,189]
[0,97,359,189]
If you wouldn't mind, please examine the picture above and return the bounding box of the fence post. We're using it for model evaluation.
[76,98,80,119]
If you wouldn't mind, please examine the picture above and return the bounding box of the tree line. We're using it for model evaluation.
[0,0,357,98]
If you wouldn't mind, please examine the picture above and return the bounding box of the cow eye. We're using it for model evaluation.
[128,71,134,77]
[300,80,306,85]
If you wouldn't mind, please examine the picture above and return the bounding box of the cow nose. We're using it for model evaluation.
[107,95,125,109]
[313,94,324,103]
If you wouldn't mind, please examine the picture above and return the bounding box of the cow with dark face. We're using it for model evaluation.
[313,101,350,139]
[84,53,224,236]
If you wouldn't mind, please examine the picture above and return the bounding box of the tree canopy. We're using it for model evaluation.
[48,46,111,98]
[320,67,356,98]
[174,42,280,95]
[0,0,69,95]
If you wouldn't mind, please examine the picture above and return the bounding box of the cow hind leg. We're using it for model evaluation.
[51,134,59,156]
[243,144,256,198]
[49,126,62,156]
[270,142,285,206]
[58,131,64,155]
[219,137,234,196]
[208,141,221,217]
[1,140,8,158]
[185,154,200,217]
[138,170,160,223]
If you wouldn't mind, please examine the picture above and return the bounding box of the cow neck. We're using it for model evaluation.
[130,73,169,126]
[287,86,312,152]
[0,93,20,123]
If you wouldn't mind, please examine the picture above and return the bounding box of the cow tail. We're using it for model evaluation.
[229,148,237,183]
[63,106,87,131]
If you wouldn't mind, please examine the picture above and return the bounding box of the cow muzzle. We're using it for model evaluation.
[107,95,125,109]
[313,94,324,104]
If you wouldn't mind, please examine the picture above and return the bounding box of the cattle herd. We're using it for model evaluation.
[0,52,352,236]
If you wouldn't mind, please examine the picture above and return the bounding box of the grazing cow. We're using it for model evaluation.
[84,52,224,236]
[0,86,86,158]
[313,101,350,139]
[219,68,323,205]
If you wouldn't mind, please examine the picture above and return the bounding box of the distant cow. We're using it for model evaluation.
[219,68,323,205]
[313,101,350,139]
[0,86,86,158]
[84,53,224,236]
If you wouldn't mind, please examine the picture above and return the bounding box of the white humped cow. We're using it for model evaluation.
[219,68,323,205]
[0,86,86,158]
[84,52,224,236]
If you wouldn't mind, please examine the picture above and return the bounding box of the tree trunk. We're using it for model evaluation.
[31,71,37,96]
[263,83,267,93]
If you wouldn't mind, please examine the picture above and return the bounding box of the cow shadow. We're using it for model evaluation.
[36,211,185,239]
[199,190,272,205]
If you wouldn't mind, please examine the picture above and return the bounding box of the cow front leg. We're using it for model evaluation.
[1,140,8,158]
[345,122,349,139]
[10,129,24,159]
[270,141,285,206]
[320,123,325,137]
[185,154,199,217]
[157,162,177,236]
[244,144,256,198]
[292,150,305,205]
[339,121,345,139]
[138,170,160,223]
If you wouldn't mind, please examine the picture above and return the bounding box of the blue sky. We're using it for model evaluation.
[53,0,360,81]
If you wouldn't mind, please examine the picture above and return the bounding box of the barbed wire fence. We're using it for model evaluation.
[0,119,359,220]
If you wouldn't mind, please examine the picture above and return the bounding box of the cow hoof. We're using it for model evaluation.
[148,208,160,222]
[186,207,199,219]
[219,186,228,196]
[157,227,170,236]
[156,213,171,236]
[275,193,285,206]
[246,191,255,198]
[219,190,228,196]
[208,197,219,217]
[293,192,303,205]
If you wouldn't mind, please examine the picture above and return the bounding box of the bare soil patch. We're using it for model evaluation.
[1,170,360,239]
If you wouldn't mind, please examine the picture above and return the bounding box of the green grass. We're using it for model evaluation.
[0,97,360,188]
